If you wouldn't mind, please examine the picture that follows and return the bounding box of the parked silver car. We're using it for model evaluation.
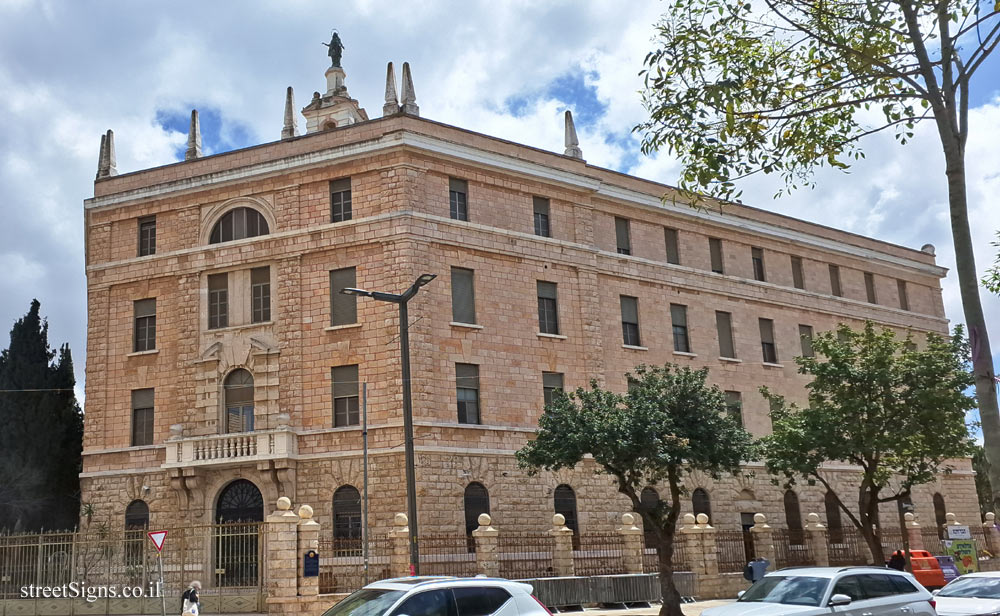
[703,566,937,616]
[933,571,1000,615]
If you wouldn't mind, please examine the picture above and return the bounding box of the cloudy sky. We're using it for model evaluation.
[0,0,998,419]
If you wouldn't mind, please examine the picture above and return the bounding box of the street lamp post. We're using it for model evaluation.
[341,273,436,575]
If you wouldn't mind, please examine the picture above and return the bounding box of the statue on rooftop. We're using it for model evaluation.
[323,31,345,68]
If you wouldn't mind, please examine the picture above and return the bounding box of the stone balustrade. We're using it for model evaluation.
[163,428,297,468]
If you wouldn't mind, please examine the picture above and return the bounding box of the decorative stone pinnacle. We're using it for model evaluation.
[298,504,314,519]
[95,133,107,180]
[478,513,492,527]
[564,110,583,159]
[695,513,710,527]
[105,130,117,176]
[282,87,298,139]
[400,62,419,116]
[383,62,399,117]
[552,513,566,528]
[682,513,697,526]
[276,497,292,511]
[185,110,202,161]
[97,130,118,179]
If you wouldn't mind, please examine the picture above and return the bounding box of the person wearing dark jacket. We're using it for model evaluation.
[888,551,906,571]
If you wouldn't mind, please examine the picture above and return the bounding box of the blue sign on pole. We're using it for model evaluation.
[304,550,319,577]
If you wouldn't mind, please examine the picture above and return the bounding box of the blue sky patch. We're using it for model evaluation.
[154,107,255,161]
[502,68,607,127]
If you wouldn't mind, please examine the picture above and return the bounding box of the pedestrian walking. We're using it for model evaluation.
[743,557,771,583]
[888,550,906,571]
[180,580,201,616]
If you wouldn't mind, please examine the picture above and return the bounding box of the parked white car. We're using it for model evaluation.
[703,566,937,616]
[933,571,1000,615]
[320,576,551,616]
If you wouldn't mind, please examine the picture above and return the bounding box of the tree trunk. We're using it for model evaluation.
[656,532,685,616]
[859,488,886,564]
[941,143,1000,512]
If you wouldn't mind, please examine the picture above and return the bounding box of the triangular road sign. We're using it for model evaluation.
[147,530,167,552]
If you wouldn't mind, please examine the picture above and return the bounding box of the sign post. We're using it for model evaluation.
[944,525,979,574]
[148,531,168,616]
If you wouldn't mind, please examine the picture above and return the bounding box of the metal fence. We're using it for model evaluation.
[418,535,477,577]
[497,532,556,580]
[573,532,626,576]
[921,528,945,555]
[773,529,814,568]
[716,530,749,573]
[643,537,689,574]
[318,535,393,594]
[828,527,872,566]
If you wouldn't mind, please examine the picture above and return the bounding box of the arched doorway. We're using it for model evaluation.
[784,490,804,545]
[554,485,580,549]
[463,483,490,552]
[215,480,264,587]
[333,485,362,555]
[224,370,255,433]
[124,500,149,566]
[692,488,711,522]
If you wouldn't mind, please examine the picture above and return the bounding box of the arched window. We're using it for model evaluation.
[784,490,804,545]
[825,491,843,543]
[640,487,660,549]
[209,207,270,244]
[692,488,711,522]
[224,369,254,433]
[934,493,947,538]
[554,484,580,549]
[332,485,362,544]
[124,500,149,566]
[463,483,490,537]
[215,479,264,523]
[125,500,149,529]
[214,479,263,587]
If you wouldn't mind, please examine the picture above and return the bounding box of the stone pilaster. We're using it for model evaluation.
[264,498,300,615]
[984,513,1000,554]
[750,513,776,564]
[905,512,924,550]
[296,505,320,597]
[472,514,500,577]
[388,513,411,578]
[617,513,644,575]
[549,514,576,577]
[804,513,829,567]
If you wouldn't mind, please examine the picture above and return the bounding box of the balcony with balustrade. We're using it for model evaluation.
[162,428,297,469]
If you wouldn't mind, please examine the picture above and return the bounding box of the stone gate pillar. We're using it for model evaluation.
[388,513,411,578]
[905,512,924,550]
[804,513,829,567]
[984,513,1000,554]
[296,505,320,597]
[264,497,300,615]
[549,514,576,577]
[618,513,644,574]
[750,513,776,564]
[472,514,500,577]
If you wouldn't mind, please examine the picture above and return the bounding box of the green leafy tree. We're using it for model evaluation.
[516,365,755,616]
[636,0,1000,508]
[0,300,84,531]
[762,322,976,563]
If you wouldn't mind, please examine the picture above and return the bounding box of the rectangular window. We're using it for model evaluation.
[537,281,559,335]
[615,217,631,255]
[533,196,551,237]
[456,363,480,424]
[724,391,743,427]
[542,372,564,406]
[790,256,805,290]
[251,267,271,323]
[449,177,468,221]
[716,311,736,358]
[751,247,766,282]
[330,267,358,326]
[133,298,156,352]
[208,273,228,329]
[829,264,843,297]
[664,228,680,265]
[131,388,154,447]
[451,267,476,324]
[138,216,156,257]
[332,365,360,427]
[709,238,724,274]
[798,324,814,358]
[620,295,641,346]
[330,178,353,223]
[759,318,777,363]
[670,304,690,353]
[864,272,877,304]
[897,279,910,311]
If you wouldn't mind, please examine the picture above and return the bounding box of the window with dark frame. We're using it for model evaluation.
[798,324,814,357]
[224,369,255,433]
[829,264,843,297]
[670,303,690,353]
[692,488,712,521]
[330,178,352,223]
[537,281,559,335]
[897,279,910,311]
[133,298,156,352]
[131,388,154,447]
[138,216,156,257]
[542,372,564,406]
[664,227,680,265]
[784,490,804,543]
[724,391,742,427]
[209,207,270,244]
[709,238,724,274]
[449,177,469,221]
[790,256,805,289]
[759,318,778,363]
[615,217,631,255]
[451,267,476,324]
[456,363,480,424]
[463,482,490,541]
[864,272,878,304]
[208,273,228,329]
[553,484,580,549]
[332,365,360,427]
[251,267,271,323]
[330,267,357,326]
[533,196,551,237]
[751,247,766,282]
[332,485,362,543]
[620,295,640,346]
[716,311,736,358]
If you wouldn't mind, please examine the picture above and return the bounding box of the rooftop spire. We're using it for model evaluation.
[105,129,117,176]
[95,133,107,180]
[564,110,583,159]
[96,129,118,178]
[185,110,202,160]
[282,86,298,139]
[383,62,399,117]
[400,62,419,116]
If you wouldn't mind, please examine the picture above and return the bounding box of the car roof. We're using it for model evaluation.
[365,576,533,593]
[953,571,1000,578]
[766,566,908,579]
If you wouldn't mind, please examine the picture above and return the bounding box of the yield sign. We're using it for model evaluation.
[147,530,168,552]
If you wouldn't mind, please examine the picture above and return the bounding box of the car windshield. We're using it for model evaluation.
[738,576,830,607]
[938,577,1000,599]
[321,589,406,616]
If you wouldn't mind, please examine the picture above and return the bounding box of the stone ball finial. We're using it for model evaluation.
[753,513,766,525]
[394,513,408,527]
[276,497,292,511]
[552,513,566,527]
[946,512,957,524]
[622,513,635,526]
[695,513,709,525]
[298,505,314,520]
[921,243,936,256]
[904,512,915,522]
[683,513,697,525]
[987,512,996,523]
[807,512,820,524]
[478,513,492,527]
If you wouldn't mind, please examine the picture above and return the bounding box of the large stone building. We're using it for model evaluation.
[80,49,977,545]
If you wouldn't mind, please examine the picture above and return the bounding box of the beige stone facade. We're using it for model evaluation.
[80,64,977,547]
